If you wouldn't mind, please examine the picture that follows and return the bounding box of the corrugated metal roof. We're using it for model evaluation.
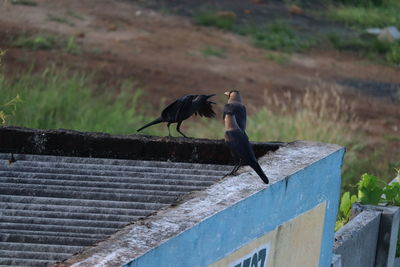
[0,153,231,267]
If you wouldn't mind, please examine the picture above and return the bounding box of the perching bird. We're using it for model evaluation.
[223,90,247,132]
[137,94,216,138]
[224,113,269,184]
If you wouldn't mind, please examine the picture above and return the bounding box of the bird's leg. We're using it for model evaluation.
[229,162,242,175]
[8,153,16,165]
[225,159,242,177]
[176,121,188,138]
[167,123,172,137]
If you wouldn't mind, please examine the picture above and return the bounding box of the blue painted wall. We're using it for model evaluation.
[123,148,345,267]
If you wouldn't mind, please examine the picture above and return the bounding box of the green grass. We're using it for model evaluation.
[194,10,236,30]
[327,33,400,64]
[200,46,226,58]
[238,22,312,53]
[193,10,311,54]
[65,36,81,54]
[328,5,400,28]
[265,52,291,64]
[326,0,400,64]
[13,35,57,50]
[12,34,81,54]
[192,3,399,64]
[0,68,148,133]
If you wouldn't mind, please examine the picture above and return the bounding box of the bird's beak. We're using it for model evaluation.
[206,94,216,99]
[224,91,230,97]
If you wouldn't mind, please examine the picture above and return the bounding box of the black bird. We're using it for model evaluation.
[223,90,247,132]
[224,113,269,184]
[137,94,216,138]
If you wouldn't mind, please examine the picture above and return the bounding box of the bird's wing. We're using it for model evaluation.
[225,129,256,164]
[161,95,192,121]
[222,103,233,120]
[236,105,247,131]
[197,101,216,118]
[223,104,247,131]
[176,95,197,121]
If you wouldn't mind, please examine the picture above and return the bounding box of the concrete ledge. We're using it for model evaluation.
[351,204,400,267]
[0,126,282,164]
[331,254,342,267]
[334,209,381,267]
[55,141,344,267]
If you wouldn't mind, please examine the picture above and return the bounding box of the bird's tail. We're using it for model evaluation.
[137,117,163,132]
[250,161,269,184]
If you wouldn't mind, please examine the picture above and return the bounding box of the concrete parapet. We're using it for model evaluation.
[334,209,381,267]
[57,141,344,267]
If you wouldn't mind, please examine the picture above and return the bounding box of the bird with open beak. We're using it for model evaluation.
[137,94,216,138]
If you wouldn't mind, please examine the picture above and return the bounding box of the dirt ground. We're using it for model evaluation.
[0,0,399,152]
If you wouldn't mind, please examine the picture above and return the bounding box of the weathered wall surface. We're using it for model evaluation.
[117,142,344,267]
[0,126,281,164]
[334,210,381,267]
[55,142,343,267]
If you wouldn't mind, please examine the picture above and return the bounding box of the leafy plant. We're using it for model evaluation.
[357,173,384,205]
[336,192,358,230]
[336,170,400,255]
